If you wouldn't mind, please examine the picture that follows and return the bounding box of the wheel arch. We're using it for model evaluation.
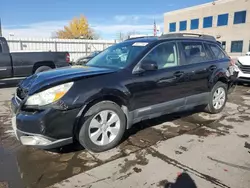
[32,61,56,73]
[73,94,131,139]
[210,68,230,90]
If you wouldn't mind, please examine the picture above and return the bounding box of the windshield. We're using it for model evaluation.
[86,41,149,69]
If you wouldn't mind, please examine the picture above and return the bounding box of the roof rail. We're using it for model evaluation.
[125,36,156,41]
[159,33,216,41]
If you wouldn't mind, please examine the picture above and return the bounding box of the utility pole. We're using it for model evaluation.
[0,18,2,37]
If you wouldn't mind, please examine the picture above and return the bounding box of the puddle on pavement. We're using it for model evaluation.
[1,87,247,188]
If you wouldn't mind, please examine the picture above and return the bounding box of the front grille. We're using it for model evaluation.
[238,64,250,74]
[16,87,29,100]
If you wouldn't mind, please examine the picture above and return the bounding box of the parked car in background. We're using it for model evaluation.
[11,33,238,152]
[235,56,250,83]
[75,51,101,65]
[0,37,70,80]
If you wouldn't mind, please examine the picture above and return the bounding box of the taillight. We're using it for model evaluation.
[66,53,70,63]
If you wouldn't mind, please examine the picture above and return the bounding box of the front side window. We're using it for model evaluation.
[191,19,199,30]
[180,41,208,65]
[234,10,247,24]
[217,13,229,26]
[86,41,149,69]
[179,21,187,31]
[142,42,178,69]
[231,41,243,53]
[208,43,227,59]
[169,22,176,32]
[203,16,213,28]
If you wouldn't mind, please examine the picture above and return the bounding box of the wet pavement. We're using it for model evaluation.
[0,85,250,188]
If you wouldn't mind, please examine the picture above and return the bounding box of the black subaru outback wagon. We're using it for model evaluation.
[11,33,238,152]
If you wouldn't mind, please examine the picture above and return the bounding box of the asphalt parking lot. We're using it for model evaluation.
[0,84,250,188]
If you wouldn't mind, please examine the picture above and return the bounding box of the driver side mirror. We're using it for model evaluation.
[140,60,158,71]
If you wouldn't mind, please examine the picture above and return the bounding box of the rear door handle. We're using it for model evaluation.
[173,71,184,77]
[209,65,217,71]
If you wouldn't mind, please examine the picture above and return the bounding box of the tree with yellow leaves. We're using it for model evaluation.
[56,15,98,39]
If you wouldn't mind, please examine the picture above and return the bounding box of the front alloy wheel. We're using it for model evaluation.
[89,110,121,146]
[78,101,126,153]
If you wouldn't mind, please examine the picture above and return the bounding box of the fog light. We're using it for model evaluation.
[20,136,52,146]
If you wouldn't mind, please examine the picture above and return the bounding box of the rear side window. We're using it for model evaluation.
[207,43,226,59]
[180,41,210,65]
[0,43,2,53]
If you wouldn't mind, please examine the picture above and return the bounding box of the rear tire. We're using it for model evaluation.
[205,81,228,114]
[35,66,52,74]
[77,101,126,153]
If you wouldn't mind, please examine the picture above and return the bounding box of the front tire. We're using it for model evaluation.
[206,81,228,114]
[77,101,126,153]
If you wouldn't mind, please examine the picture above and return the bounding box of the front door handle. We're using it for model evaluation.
[209,65,217,71]
[173,71,184,77]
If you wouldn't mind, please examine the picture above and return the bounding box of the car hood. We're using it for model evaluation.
[238,56,250,66]
[19,66,117,95]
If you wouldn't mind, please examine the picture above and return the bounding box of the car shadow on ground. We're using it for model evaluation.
[50,106,206,154]
[162,172,197,188]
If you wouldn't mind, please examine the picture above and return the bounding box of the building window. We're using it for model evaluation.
[217,14,229,26]
[191,19,199,30]
[231,41,243,53]
[179,21,187,31]
[169,22,176,32]
[234,10,247,24]
[221,41,226,50]
[203,16,213,28]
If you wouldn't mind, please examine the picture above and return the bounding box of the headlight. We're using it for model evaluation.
[235,60,241,67]
[25,82,73,106]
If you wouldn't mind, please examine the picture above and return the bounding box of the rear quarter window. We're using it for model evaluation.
[207,43,227,60]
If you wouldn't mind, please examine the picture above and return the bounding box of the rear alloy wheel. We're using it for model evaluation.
[212,87,226,110]
[206,81,228,114]
[78,101,126,152]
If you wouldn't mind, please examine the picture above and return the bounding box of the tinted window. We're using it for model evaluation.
[231,41,243,53]
[169,23,176,32]
[203,16,213,28]
[191,19,199,30]
[217,13,228,26]
[208,44,226,59]
[234,10,247,24]
[180,41,208,65]
[0,44,2,53]
[143,42,178,69]
[179,21,187,31]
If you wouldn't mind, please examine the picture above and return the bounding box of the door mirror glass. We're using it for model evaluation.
[140,60,158,71]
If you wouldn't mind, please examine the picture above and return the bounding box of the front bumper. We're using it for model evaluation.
[234,65,250,82]
[11,96,81,149]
